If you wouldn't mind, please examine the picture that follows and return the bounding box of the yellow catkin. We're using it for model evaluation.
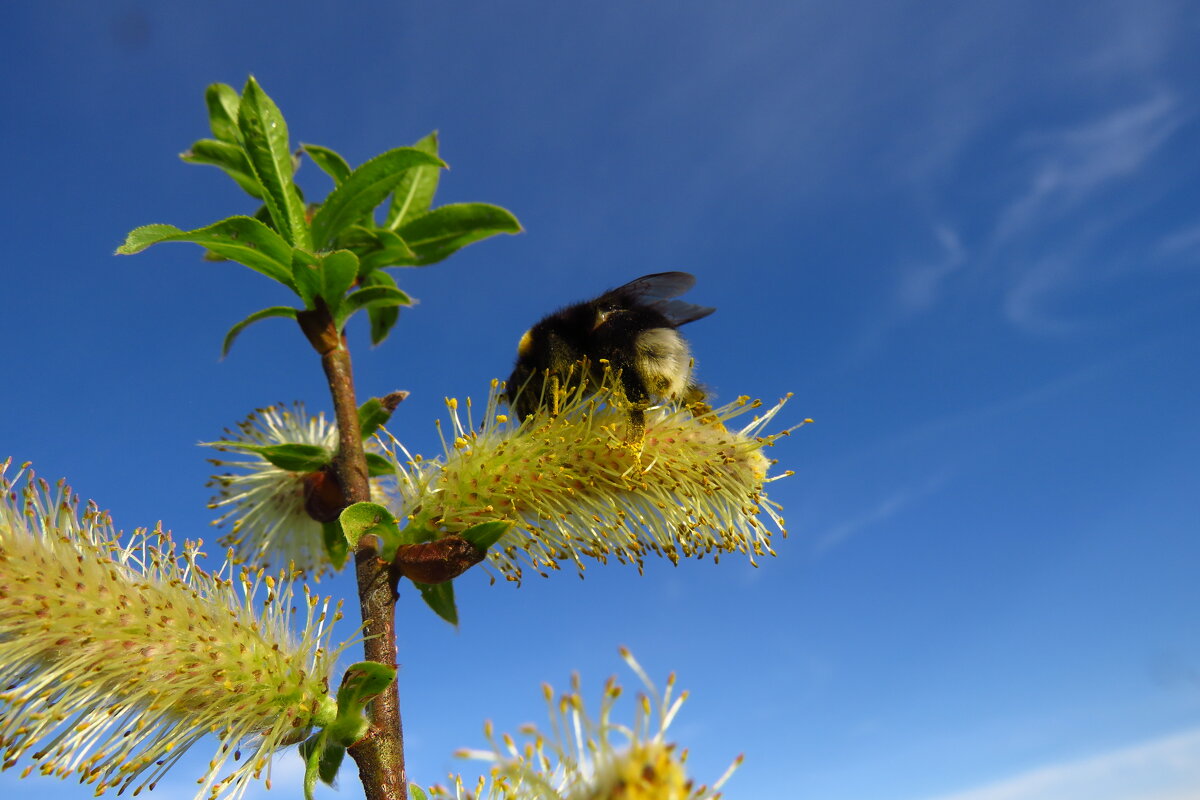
[386,379,802,583]
[0,461,346,800]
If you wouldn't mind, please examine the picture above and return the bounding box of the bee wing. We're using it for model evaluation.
[650,298,717,326]
[604,272,715,326]
[608,271,697,303]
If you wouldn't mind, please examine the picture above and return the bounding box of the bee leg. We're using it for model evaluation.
[613,368,651,447]
[550,373,562,416]
[626,406,646,448]
[682,382,717,424]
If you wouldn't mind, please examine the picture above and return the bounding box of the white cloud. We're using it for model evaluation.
[987,92,1185,333]
[1156,222,1200,259]
[813,472,951,553]
[1002,255,1084,334]
[896,225,966,315]
[994,92,1181,245]
[915,727,1200,800]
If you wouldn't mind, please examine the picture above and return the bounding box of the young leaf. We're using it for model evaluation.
[225,442,331,471]
[414,580,458,627]
[309,147,446,250]
[385,130,440,229]
[301,143,352,185]
[352,229,417,273]
[325,662,396,748]
[459,520,512,554]
[204,83,241,143]
[339,502,403,562]
[300,732,324,800]
[320,249,359,314]
[339,285,413,326]
[291,249,323,308]
[397,203,522,265]
[238,76,311,249]
[322,520,349,570]
[357,398,393,439]
[365,452,396,477]
[317,743,346,786]
[360,270,404,345]
[410,784,430,800]
[336,661,397,710]
[181,139,264,198]
[221,305,298,357]
[116,217,294,287]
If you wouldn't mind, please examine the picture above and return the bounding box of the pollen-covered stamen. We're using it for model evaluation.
[433,649,739,800]
[202,402,389,575]
[384,375,804,585]
[0,461,348,800]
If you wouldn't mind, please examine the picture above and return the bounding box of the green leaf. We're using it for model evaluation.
[309,147,445,250]
[385,131,441,230]
[207,441,331,471]
[301,143,352,185]
[299,726,348,790]
[317,742,346,786]
[320,249,359,314]
[339,502,403,562]
[361,270,403,346]
[255,443,331,471]
[322,520,349,570]
[340,285,413,326]
[204,83,241,143]
[327,661,395,747]
[300,732,324,800]
[330,227,417,273]
[357,234,419,273]
[365,452,396,477]
[238,76,310,249]
[415,580,458,627]
[291,249,323,308]
[410,784,430,800]
[397,203,522,266]
[334,224,383,250]
[459,520,512,553]
[337,661,397,709]
[221,305,298,357]
[357,398,393,439]
[181,139,264,198]
[116,217,294,287]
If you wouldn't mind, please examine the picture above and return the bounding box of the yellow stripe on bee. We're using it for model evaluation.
[517,329,533,356]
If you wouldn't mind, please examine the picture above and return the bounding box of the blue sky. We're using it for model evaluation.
[3,2,1200,798]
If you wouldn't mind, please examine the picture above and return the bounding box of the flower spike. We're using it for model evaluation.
[384,375,803,584]
[0,460,347,800]
[431,648,740,800]
[203,402,389,575]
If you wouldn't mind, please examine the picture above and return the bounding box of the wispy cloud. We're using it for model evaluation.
[813,471,952,554]
[896,225,966,316]
[881,90,1188,338]
[915,726,1200,800]
[1155,221,1200,259]
[1002,252,1087,335]
[994,91,1181,244]
[994,92,1184,332]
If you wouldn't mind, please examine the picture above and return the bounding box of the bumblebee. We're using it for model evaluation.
[506,272,715,436]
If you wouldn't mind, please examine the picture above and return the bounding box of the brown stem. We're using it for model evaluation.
[299,305,406,800]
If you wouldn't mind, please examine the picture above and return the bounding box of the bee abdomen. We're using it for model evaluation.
[634,327,692,398]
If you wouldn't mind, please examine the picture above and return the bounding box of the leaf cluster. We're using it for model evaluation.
[117,77,521,353]
[342,501,510,626]
[300,661,398,800]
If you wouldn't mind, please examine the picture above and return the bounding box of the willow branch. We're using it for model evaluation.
[298,303,407,800]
